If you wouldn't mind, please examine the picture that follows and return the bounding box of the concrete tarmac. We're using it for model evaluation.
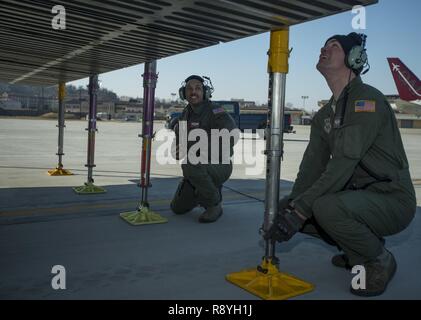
[0,118,420,299]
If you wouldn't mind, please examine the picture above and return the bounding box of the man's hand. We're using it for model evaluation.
[264,207,306,243]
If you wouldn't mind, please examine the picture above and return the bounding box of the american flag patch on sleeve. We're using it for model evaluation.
[354,100,376,112]
[212,107,225,114]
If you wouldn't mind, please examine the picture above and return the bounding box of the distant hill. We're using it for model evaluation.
[0,82,118,102]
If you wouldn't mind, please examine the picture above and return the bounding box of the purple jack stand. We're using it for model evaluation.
[120,61,167,225]
[73,75,106,194]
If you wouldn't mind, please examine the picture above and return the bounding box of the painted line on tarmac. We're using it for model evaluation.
[0,191,265,220]
[0,197,263,225]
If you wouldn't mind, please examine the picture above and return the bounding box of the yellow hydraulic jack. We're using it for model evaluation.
[226,28,314,300]
[48,82,73,176]
[120,61,167,225]
[48,167,72,176]
[73,75,106,194]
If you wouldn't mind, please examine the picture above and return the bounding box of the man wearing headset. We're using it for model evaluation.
[170,75,238,223]
[265,33,416,296]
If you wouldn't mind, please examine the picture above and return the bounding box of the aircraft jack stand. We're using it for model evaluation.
[73,182,106,194]
[120,61,167,226]
[48,166,73,176]
[226,28,313,300]
[226,257,314,300]
[49,83,72,177]
[120,203,168,226]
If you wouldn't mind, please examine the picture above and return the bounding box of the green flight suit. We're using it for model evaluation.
[287,76,416,265]
[171,100,238,213]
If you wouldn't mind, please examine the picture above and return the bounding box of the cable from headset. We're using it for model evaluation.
[359,34,370,75]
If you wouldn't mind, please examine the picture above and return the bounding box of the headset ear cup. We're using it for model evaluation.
[347,46,358,69]
[347,46,366,70]
[178,86,185,100]
[359,51,367,68]
[203,85,210,100]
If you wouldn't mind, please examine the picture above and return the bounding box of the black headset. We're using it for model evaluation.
[346,33,369,75]
[336,34,370,127]
[178,75,214,101]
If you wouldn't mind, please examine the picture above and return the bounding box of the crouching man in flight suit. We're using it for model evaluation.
[170,75,238,223]
[265,33,416,297]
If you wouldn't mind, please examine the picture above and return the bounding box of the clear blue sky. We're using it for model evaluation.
[69,0,421,112]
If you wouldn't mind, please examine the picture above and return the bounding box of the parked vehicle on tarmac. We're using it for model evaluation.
[165,101,294,136]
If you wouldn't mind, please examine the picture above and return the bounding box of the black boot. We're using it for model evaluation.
[198,203,223,223]
[350,248,397,297]
[332,237,385,270]
[331,254,352,270]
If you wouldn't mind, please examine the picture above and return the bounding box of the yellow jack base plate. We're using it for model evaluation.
[48,167,73,176]
[120,207,168,225]
[73,182,106,194]
[226,259,314,300]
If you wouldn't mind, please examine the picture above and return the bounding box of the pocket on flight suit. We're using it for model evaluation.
[342,126,364,160]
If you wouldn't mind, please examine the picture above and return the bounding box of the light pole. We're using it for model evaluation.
[79,87,82,118]
[301,95,309,110]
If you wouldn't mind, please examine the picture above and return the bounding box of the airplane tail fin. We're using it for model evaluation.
[387,58,421,101]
